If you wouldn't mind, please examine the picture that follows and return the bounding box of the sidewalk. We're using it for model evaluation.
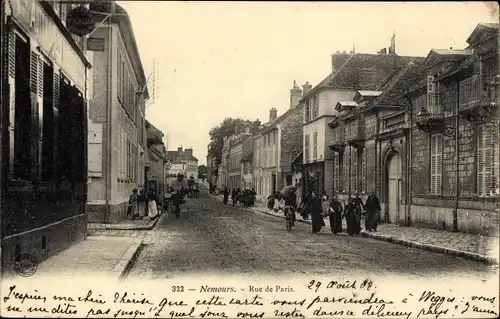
[250,202,499,265]
[88,210,163,231]
[35,234,145,280]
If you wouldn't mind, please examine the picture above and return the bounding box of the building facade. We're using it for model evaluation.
[228,136,244,190]
[240,134,254,189]
[1,0,91,273]
[252,133,264,199]
[329,59,426,223]
[166,147,198,179]
[406,23,499,235]
[86,2,149,223]
[261,81,305,197]
[302,35,418,197]
[146,121,166,203]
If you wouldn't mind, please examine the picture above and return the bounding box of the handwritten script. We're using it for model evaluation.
[1,279,498,318]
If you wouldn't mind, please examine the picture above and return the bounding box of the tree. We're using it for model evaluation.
[207,117,261,167]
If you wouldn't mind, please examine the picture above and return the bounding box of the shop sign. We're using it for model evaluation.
[66,6,95,37]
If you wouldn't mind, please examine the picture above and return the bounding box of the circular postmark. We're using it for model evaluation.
[14,254,38,277]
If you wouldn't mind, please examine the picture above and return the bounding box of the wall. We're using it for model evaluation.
[279,105,304,173]
[303,117,328,162]
[323,90,357,116]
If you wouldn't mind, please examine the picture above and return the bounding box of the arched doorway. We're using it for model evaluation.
[386,152,402,224]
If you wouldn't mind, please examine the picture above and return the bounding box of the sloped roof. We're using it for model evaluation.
[372,58,426,106]
[466,22,499,45]
[300,53,423,103]
[260,105,302,135]
[357,90,383,97]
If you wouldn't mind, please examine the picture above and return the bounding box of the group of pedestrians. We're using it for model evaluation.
[275,189,381,236]
[127,188,159,220]
[220,186,257,207]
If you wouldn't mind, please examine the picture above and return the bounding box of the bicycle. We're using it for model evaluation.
[279,205,295,231]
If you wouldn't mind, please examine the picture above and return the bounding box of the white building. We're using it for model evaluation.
[166,147,199,179]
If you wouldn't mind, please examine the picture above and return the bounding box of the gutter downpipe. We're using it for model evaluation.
[105,22,113,224]
[453,74,460,232]
[405,95,413,227]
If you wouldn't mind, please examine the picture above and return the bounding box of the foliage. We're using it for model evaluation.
[207,117,261,166]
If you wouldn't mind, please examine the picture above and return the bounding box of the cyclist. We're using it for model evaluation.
[170,173,186,218]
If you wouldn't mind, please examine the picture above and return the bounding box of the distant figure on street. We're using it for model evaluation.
[223,186,229,204]
[364,190,381,232]
[310,192,325,233]
[344,197,362,236]
[128,189,139,219]
[137,189,148,219]
[321,191,330,219]
[147,188,159,220]
[328,194,343,235]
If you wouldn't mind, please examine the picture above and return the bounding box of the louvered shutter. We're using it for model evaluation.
[361,149,366,193]
[7,32,16,178]
[484,125,494,196]
[436,135,442,194]
[430,135,437,194]
[53,71,60,181]
[30,51,38,94]
[477,125,485,196]
[36,57,45,180]
[352,148,358,192]
[343,151,348,192]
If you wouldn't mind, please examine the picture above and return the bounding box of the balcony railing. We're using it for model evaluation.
[331,126,345,146]
[415,93,443,118]
[345,119,365,141]
[459,75,481,111]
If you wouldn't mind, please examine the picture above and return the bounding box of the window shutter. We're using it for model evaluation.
[30,51,38,94]
[430,135,437,194]
[362,150,366,192]
[484,125,494,196]
[427,76,434,93]
[436,134,442,194]
[476,125,485,195]
[8,32,15,77]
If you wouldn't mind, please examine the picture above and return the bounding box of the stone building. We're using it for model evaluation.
[405,23,499,235]
[86,2,149,223]
[227,128,252,190]
[1,0,91,273]
[252,133,264,199]
[166,147,198,179]
[240,134,254,189]
[261,81,305,197]
[329,58,426,225]
[145,121,166,203]
[302,34,420,197]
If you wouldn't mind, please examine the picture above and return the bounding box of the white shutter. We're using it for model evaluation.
[436,134,442,194]
[361,149,367,193]
[427,76,435,93]
[430,135,437,194]
[484,125,494,196]
[88,122,103,177]
[477,125,484,196]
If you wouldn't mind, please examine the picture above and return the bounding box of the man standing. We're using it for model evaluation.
[328,194,343,234]
[365,190,381,231]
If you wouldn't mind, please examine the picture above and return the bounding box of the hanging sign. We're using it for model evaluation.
[66,6,96,37]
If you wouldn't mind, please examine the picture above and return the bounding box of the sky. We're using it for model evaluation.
[118,1,498,165]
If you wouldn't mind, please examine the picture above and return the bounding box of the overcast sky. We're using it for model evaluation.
[118,1,498,165]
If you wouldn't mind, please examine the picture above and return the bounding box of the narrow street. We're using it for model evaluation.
[127,187,494,280]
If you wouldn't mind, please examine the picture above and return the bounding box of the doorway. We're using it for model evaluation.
[387,152,402,224]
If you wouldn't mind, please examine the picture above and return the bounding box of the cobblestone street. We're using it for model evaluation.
[127,188,496,280]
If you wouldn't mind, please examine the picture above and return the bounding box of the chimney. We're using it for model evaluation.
[290,80,302,109]
[269,108,278,122]
[177,146,183,153]
[302,81,312,96]
[331,52,351,74]
[378,48,387,54]
[388,31,396,54]
[185,148,193,157]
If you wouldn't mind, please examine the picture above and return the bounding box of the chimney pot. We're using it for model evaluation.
[302,81,312,96]
[290,80,302,109]
[269,108,278,121]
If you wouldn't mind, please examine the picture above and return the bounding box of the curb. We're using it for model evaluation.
[112,237,145,281]
[252,208,498,265]
[88,213,163,231]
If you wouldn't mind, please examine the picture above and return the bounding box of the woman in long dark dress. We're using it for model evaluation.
[223,186,229,204]
[344,198,361,235]
[365,191,381,231]
[310,192,325,233]
[328,194,343,234]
